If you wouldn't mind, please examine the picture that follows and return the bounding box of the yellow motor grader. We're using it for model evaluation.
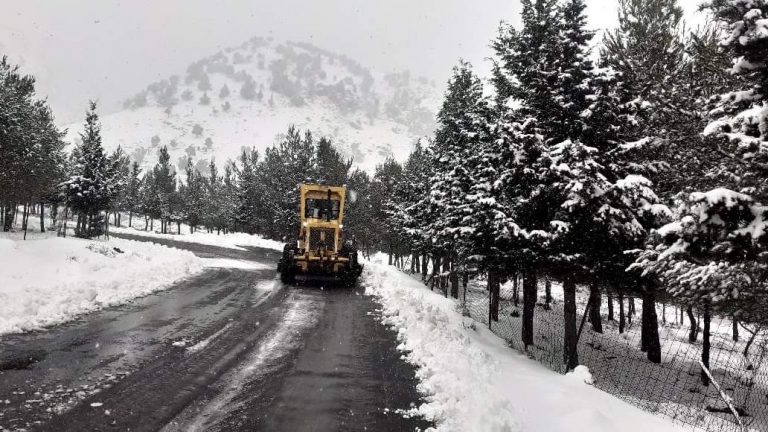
[277,183,362,286]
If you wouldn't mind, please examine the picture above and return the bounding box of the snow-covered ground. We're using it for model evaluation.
[363,260,685,432]
[0,234,204,336]
[110,225,284,251]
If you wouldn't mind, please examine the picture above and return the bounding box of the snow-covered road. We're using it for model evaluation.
[0,234,429,432]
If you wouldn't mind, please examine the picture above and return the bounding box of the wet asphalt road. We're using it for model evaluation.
[0,233,430,431]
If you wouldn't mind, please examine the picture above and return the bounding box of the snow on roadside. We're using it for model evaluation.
[200,258,273,270]
[111,226,284,251]
[363,262,685,432]
[0,235,204,336]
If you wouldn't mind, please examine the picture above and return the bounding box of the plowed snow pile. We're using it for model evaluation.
[111,226,283,251]
[0,236,203,335]
[363,261,684,432]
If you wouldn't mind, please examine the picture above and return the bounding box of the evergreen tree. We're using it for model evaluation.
[236,148,263,234]
[258,126,315,239]
[125,161,143,228]
[219,84,230,99]
[0,56,66,233]
[63,101,111,237]
[152,146,177,234]
[427,61,490,260]
[314,137,351,185]
[345,169,375,256]
[370,158,404,262]
[182,158,204,231]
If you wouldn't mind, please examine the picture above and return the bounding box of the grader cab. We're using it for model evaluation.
[277,183,363,286]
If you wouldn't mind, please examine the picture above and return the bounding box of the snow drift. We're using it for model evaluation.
[363,261,684,432]
[0,236,203,335]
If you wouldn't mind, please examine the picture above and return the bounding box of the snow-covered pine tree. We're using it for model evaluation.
[0,57,66,233]
[345,168,375,257]
[371,158,405,265]
[64,101,111,238]
[490,0,597,350]
[633,0,768,384]
[222,162,238,233]
[596,0,688,362]
[152,146,177,234]
[107,145,131,228]
[492,0,563,130]
[125,162,143,228]
[314,137,352,185]
[704,0,768,196]
[139,170,160,231]
[259,126,315,239]
[426,60,491,285]
[182,158,204,232]
[235,148,263,234]
[388,140,433,276]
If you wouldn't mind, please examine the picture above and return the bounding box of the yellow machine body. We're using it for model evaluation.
[279,183,361,285]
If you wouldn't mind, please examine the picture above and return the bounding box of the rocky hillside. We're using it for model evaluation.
[65,36,440,174]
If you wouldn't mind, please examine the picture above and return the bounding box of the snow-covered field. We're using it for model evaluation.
[110,225,284,251]
[363,260,684,432]
[0,234,204,336]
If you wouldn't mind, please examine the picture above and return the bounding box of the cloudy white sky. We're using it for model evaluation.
[0,0,705,124]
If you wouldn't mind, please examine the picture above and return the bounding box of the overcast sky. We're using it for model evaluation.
[0,0,705,125]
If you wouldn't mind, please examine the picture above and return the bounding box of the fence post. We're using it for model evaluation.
[698,360,746,432]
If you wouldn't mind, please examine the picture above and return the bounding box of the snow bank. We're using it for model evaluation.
[363,262,685,432]
[0,236,204,335]
[111,226,284,251]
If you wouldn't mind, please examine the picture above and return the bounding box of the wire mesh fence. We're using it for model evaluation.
[446,275,768,432]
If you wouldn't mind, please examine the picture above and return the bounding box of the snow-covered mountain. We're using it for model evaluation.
[65,36,440,174]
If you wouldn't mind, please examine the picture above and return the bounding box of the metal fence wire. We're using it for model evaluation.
[439,275,768,432]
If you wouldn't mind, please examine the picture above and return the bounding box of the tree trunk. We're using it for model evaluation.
[22,203,29,240]
[462,272,469,303]
[39,203,45,233]
[150,218,154,231]
[701,305,711,386]
[641,290,661,363]
[733,317,739,342]
[687,306,698,343]
[442,258,451,297]
[628,297,635,324]
[431,255,441,291]
[563,278,578,370]
[512,274,519,307]
[177,221,181,234]
[522,271,537,348]
[544,277,552,310]
[607,292,614,321]
[3,204,13,232]
[450,261,459,299]
[421,253,428,281]
[618,290,626,334]
[589,283,603,333]
[51,204,58,229]
[489,269,500,323]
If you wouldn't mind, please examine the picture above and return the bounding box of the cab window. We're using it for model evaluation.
[305,198,340,220]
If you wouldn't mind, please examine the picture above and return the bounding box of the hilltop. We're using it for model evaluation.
[65,36,440,174]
